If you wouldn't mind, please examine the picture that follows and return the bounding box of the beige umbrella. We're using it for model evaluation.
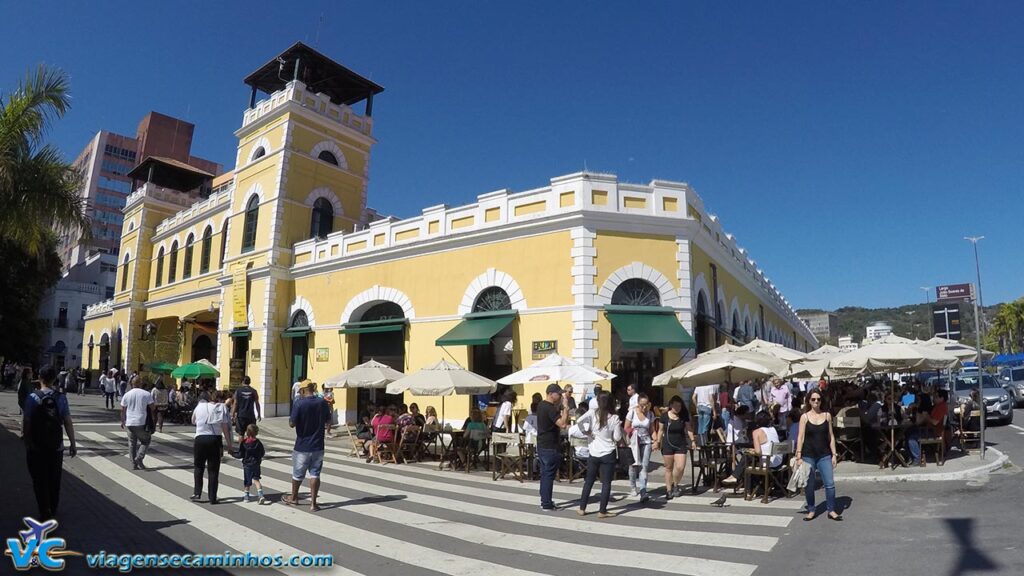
[865,334,916,346]
[786,358,832,379]
[920,337,995,362]
[740,338,807,362]
[826,341,961,379]
[324,359,404,389]
[697,343,747,357]
[653,351,790,388]
[386,360,497,422]
[807,344,842,358]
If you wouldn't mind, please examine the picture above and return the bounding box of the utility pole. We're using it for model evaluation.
[965,236,986,338]
[965,236,985,460]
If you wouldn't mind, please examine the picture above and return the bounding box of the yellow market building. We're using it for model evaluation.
[82,43,817,423]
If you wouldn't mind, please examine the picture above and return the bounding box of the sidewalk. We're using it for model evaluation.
[832,448,1010,482]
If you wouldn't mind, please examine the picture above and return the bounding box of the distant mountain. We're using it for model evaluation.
[797,303,1001,346]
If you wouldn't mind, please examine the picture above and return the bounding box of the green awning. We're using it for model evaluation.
[339,318,407,335]
[606,309,696,349]
[229,329,251,339]
[282,326,312,339]
[436,312,516,346]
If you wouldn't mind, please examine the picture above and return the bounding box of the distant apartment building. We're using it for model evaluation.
[865,321,893,342]
[57,111,220,270]
[42,112,220,369]
[799,312,838,341]
[838,335,859,352]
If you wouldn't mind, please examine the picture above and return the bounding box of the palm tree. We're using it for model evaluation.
[0,65,87,256]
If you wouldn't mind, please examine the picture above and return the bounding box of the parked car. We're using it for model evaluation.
[953,375,1014,425]
[999,366,1024,407]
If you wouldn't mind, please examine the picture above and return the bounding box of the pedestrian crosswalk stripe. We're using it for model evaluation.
[80,432,553,576]
[238,432,801,518]
[82,432,760,576]
[74,439,359,576]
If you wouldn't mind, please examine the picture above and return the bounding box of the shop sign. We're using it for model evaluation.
[532,340,557,360]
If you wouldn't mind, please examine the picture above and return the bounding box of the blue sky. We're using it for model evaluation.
[3,2,1022,310]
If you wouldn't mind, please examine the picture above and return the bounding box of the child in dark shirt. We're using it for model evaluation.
[236,424,266,504]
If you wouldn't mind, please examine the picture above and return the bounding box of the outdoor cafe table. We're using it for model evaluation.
[878,422,913,470]
[438,429,465,471]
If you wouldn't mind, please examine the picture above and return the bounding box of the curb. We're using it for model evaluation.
[836,447,1009,483]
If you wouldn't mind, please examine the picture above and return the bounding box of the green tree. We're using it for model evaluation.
[0,65,87,256]
[0,236,62,362]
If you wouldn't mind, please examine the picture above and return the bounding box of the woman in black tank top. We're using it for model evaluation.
[795,391,841,521]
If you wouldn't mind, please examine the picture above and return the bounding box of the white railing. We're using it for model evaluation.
[85,299,113,318]
[125,182,196,211]
[242,80,373,136]
[154,186,234,235]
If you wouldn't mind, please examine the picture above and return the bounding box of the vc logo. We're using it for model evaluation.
[5,517,81,571]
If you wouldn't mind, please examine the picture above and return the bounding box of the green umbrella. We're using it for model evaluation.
[148,361,179,374]
[170,362,220,379]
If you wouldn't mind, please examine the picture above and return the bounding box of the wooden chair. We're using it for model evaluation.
[957,407,982,454]
[491,432,525,482]
[743,441,793,504]
[464,428,490,472]
[701,443,732,492]
[566,437,589,483]
[375,425,400,465]
[345,424,367,457]
[399,426,422,463]
[421,423,442,460]
[834,414,863,463]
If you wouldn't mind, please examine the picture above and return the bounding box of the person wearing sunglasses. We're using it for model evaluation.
[794,392,842,521]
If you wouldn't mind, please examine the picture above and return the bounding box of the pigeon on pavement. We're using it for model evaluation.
[709,495,729,507]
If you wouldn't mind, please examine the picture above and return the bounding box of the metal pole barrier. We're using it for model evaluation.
[972,283,985,460]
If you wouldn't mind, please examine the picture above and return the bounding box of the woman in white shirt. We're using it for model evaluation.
[723,410,780,486]
[575,392,623,518]
[101,370,117,410]
[522,400,539,442]
[625,394,656,503]
[491,389,517,432]
[191,391,232,505]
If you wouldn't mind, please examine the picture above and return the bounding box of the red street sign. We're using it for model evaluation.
[936,283,975,304]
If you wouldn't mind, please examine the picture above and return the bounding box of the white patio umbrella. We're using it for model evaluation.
[386,359,498,423]
[807,344,842,358]
[826,341,961,378]
[323,359,404,389]
[865,334,916,346]
[786,358,832,379]
[697,343,747,357]
[920,337,995,362]
[740,338,807,362]
[653,351,790,388]
[496,353,615,385]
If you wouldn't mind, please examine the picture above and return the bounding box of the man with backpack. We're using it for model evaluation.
[22,365,77,520]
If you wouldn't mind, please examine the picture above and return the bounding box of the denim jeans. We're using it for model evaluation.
[802,455,836,513]
[537,447,562,509]
[628,442,652,495]
[719,408,731,431]
[697,405,713,437]
[580,451,616,513]
[906,427,932,463]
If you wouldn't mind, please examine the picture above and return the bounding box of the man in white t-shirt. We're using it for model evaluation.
[626,384,639,412]
[101,370,117,410]
[292,379,308,400]
[692,383,718,440]
[120,377,155,470]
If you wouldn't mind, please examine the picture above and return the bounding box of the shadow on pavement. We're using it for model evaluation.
[0,423,226,575]
[945,518,999,576]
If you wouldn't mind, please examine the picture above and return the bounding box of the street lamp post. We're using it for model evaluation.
[965,236,985,459]
[920,286,931,339]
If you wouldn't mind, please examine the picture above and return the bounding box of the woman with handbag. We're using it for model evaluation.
[575,392,622,518]
[794,390,841,521]
[625,393,657,503]
[654,395,697,500]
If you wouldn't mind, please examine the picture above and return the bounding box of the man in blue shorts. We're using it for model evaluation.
[283,382,331,512]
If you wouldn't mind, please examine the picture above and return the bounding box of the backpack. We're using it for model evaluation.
[29,392,63,452]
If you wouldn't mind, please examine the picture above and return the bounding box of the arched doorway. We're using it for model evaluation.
[609,278,665,407]
[355,301,406,413]
[99,333,110,373]
[694,292,713,354]
[113,328,123,370]
[470,286,515,406]
[288,311,310,397]
[192,335,214,362]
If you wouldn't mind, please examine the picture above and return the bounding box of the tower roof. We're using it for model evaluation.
[244,42,384,107]
[127,156,214,193]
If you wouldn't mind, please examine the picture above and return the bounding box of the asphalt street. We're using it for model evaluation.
[2,389,1023,576]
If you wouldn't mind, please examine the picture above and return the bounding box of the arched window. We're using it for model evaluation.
[291,310,309,328]
[218,221,228,269]
[155,247,165,287]
[168,241,178,283]
[182,233,195,279]
[610,279,661,307]
[309,197,334,239]
[251,146,265,161]
[472,287,512,313]
[317,150,339,166]
[732,311,742,340]
[362,302,404,322]
[200,227,212,274]
[241,195,259,253]
[120,253,130,290]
